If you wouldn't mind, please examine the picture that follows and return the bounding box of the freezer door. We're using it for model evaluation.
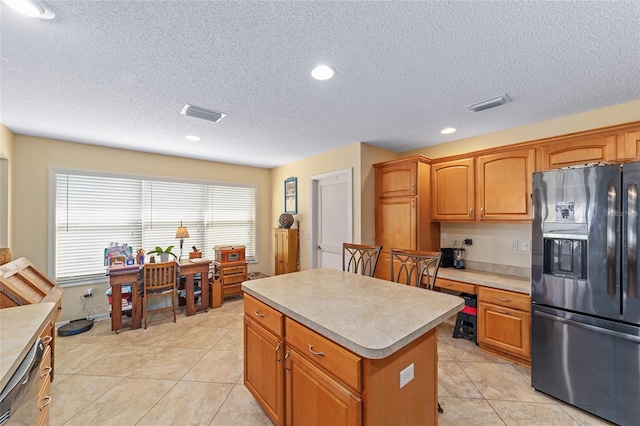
[532,165,621,320]
[622,161,640,325]
[532,305,640,426]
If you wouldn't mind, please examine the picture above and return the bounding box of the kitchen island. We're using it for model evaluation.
[242,268,464,426]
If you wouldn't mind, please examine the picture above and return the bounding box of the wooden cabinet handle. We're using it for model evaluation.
[308,344,325,357]
[275,343,281,363]
[469,208,473,219]
[495,308,511,315]
[495,297,513,303]
[39,396,52,411]
[480,207,485,219]
[254,310,265,318]
[40,366,52,378]
[42,335,53,345]
[284,349,291,372]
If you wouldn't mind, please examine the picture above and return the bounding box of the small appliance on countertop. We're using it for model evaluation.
[439,248,454,268]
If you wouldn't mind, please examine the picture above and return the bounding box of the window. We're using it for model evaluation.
[53,170,257,285]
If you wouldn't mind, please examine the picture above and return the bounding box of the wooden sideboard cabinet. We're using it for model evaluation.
[274,228,298,275]
[214,260,247,298]
[477,287,531,366]
[374,156,440,281]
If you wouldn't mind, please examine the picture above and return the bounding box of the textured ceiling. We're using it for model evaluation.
[1,1,639,168]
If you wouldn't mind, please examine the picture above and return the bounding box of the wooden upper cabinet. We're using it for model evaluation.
[431,158,475,221]
[537,133,617,171]
[477,148,535,221]
[374,156,440,280]
[623,131,640,161]
[376,159,417,197]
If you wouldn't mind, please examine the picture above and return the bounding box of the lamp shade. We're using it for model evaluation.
[175,226,190,239]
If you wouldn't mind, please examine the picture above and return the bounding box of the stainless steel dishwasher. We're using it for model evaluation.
[0,338,44,425]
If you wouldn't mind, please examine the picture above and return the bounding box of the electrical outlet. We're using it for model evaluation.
[399,363,414,388]
[464,238,473,246]
[509,239,518,250]
[84,288,93,298]
[521,240,531,251]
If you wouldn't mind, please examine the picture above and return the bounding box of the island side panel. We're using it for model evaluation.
[362,328,438,425]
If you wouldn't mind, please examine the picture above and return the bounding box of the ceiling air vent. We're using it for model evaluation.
[181,104,226,123]
[465,94,512,112]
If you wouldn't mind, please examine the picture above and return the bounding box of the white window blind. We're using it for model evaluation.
[53,171,257,285]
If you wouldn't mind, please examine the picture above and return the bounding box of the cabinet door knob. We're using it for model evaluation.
[316,245,321,250]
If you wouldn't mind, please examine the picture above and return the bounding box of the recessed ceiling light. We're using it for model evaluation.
[3,0,55,19]
[185,135,201,141]
[311,65,335,81]
[440,127,457,135]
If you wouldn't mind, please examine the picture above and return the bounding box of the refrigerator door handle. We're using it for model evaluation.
[607,185,617,296]
[629,183,638,298]
[535,310,640,343]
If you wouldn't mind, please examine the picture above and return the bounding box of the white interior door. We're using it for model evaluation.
[311,169,352,270]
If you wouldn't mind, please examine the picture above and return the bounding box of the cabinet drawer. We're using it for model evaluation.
[285,318,362,392]
[244,294,284,337]
[479,287,530,312]
[436,278,476,294]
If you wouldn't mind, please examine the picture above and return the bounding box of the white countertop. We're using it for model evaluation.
[437,267,531,294]
[242,268,464,359]
[0,302,56,390]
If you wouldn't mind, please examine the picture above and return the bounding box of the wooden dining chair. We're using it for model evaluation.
[342,243,383,277]
[389,248,444,414]
[142,260,178,329]
[390,248,442,289]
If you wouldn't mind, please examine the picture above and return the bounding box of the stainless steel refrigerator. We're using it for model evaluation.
[531,162,639,426]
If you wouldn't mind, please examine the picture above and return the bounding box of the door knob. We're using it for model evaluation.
[316,245,321,250]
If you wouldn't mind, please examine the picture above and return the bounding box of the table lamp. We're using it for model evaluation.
[175,222,190,260]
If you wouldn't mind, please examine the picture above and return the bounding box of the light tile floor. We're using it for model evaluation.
[50,296,613,426]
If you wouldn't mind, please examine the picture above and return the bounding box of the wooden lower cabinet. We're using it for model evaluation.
[244,294,440,425]
[477,287,531,366]
[244,317,284,425]
[285,348,362,426]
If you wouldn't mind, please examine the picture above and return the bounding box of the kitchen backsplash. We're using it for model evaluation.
[440,222,532,271]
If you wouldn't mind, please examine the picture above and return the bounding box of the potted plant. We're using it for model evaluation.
[147,246,177,263]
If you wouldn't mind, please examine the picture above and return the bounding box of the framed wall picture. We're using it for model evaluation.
[284,177,297,214]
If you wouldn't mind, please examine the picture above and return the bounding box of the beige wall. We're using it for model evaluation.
[0,125,14,248]
[270,142,386,270]
[12,135,272,322]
